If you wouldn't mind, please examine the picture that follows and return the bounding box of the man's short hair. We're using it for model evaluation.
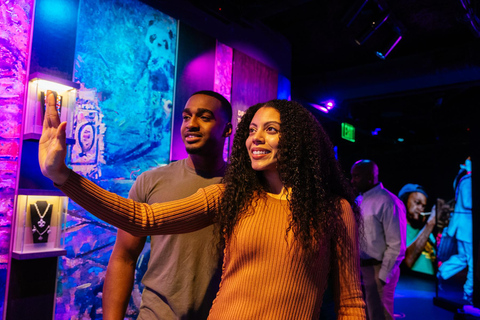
[190,90,232,122]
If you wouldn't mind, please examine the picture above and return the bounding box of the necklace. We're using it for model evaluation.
[34,203,51,228]
[32,225,51,240]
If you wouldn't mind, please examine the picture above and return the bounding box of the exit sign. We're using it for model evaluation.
[341,123,355,142]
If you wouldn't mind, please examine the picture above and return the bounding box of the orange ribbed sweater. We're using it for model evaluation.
[60,171,365,319]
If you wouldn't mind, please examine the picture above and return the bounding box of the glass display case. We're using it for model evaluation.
[12,194,68,259]
[23,72,79,141]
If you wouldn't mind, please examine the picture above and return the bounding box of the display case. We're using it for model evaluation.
[23,72,79,142]
[12,194,68,259]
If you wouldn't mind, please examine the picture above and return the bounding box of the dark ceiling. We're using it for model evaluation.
[190,0,479,76]
[164,0,479,144]
[184,0,480,195]
[147,0,479,195]
[189,0,480,150]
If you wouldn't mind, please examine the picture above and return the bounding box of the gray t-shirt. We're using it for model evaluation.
[130,159,224,320]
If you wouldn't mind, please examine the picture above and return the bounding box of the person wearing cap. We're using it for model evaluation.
[398,184,436,275]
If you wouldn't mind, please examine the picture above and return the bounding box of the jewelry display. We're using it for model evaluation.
[30,201,53,243]
[32,225,51,241]
[34,202,51,228]
[13,195,68,257]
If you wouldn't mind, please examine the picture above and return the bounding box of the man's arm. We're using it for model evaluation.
[103,230,147,320]
[403,212,435,268]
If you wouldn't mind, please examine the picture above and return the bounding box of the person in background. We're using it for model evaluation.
[103,90,232,319]
[438,157,473,304]
[40,96,366,319]
[398,184,436,275]
[350,160,406,320]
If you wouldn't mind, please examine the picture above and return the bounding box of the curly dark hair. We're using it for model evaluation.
[217,99,362,257]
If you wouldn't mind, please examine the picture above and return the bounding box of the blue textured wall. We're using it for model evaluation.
[56,0,176,318]
[29,0,79,80]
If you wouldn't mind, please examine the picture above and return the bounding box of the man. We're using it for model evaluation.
[398,184,437,275]
[102,91,232,319]
[350,160,406,320]
[438,157,472,304]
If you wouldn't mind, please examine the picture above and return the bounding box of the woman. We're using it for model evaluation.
[40,96,365,319]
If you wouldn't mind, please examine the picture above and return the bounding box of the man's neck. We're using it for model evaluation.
[186,154,226,174]
[362,182,381,194]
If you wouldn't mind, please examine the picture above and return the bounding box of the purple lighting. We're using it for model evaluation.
[376,35,402,59]
[0,0,35,315]
[311,103,329,113]
[311,100,336,113]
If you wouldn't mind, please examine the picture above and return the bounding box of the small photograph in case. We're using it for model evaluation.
[40,90,63,119]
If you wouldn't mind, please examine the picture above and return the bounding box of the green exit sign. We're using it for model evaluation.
[341,123,355,142]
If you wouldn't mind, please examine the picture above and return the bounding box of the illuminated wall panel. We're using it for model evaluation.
[0,0,34,316]
[214,41,233,102]
[214,41,233,160]
[55,0,177,318]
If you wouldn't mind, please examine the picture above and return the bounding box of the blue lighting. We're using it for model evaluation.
[277,74,291,100]
[37,0,77,26]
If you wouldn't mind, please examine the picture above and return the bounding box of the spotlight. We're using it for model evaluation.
[325,100,335,110]
[311,100,336,113]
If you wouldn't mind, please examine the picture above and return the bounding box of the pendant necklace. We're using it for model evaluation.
[32,225,51,240]
[34,203,51,228]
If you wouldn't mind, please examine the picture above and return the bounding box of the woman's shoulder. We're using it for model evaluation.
[337,198,356,222]
[338,198,353,210]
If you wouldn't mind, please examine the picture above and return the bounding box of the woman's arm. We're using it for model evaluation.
[40,91,222,236]
[332,200,366,320]
[59,171,223,236]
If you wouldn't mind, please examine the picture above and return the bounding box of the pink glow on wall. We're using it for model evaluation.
[184,53,216,87]
[214,41,233,160]
[214,41,233,102]
[0,0,34,315]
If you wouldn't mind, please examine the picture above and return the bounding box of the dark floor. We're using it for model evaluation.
[394,272,463,319]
